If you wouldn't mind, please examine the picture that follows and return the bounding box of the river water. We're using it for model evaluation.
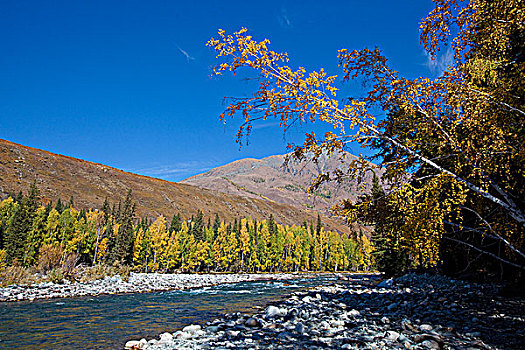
[0,274,340,349]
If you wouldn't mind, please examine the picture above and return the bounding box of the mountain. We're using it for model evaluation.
[182,152,379,214]
[0,139,351,233]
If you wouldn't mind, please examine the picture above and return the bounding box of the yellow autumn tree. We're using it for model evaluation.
[148,215,168,272]
[207,0,525,274]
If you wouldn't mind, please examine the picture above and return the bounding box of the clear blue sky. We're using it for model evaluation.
[1,0,444,181]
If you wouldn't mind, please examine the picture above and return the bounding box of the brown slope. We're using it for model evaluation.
[0,139,350,233]
[182,152,380,214]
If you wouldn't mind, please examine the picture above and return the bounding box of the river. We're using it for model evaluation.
[0,274,339,349]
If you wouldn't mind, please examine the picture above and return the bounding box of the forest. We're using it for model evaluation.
[0,182,372,278]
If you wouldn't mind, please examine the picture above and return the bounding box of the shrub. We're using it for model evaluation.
[37,244,63,273]
[47,268,64,284]
[0,266,38,287]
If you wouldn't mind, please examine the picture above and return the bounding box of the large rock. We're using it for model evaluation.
[124,340,144,349]
[182,324,201,334]
[159,332,173,342]
[265,305,285,318]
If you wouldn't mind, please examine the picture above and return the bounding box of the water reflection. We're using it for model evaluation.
[0,275,339,349]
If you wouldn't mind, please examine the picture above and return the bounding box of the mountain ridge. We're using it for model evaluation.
[182,152,379,214]
[0,139,352,233]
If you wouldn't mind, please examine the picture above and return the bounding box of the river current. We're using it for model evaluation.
[0,274,339,349]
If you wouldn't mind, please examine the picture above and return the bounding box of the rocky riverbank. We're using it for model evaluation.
[126,273,525,350]
[0,272,318,302]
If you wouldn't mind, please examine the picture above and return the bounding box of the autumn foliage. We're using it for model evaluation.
[208,0,525,278]
[0,188,372,280]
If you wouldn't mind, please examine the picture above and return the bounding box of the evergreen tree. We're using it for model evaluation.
[55,198,64,214]
[212,213,220,239]
[268,214,277,237]
[192,210,205,241]
[0,220,4,250]
[316,213,322,235]
[15,191,23,204]
[5,182,40,265]
[355,173,409,276]
[101,197,111,223]
[111,190,135,264]
[170,213,182,233]
[68,196,74,209]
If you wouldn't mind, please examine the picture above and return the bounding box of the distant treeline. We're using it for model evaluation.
[0,182,372,273]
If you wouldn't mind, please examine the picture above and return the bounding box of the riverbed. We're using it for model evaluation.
[0,274,339,349]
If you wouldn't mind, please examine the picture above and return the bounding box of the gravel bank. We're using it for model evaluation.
[0,272,318,302]
[126,273,525,350]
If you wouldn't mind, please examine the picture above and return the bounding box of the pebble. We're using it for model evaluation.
[131,272,524,350]
[0,272,315,302]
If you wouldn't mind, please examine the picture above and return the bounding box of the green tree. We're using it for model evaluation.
[111,190,136,265]
[212,213,220,239]
[170,213,182,233]
[5,182,40,265]
[191,210,205,242]
[55,198,64,214]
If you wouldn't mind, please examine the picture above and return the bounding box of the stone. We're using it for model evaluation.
[207,325,220,333]
[348,309,360,317]
[174,331,192,340]
[225,330,240,337]
[158,332,173,342]
[125,340,143,349]
[385,330,400,341]
[302,296,314,303]
[414,334,444,346]
[420,324,433,331]
[421,340,441,349]
[245,317,259,327]
[331,319,344,327]
[319,320,330,330]
[378,278,393,288]
[277,331,294,341]
[265,305,285,318]
[398,333,409,342]
[295,322,305,333]
[182,324,202,333]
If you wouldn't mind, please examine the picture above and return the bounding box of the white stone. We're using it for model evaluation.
[385,330,400,341]
[301,296,314,303]
[182,324,202,333]
[331,320,344,327]
[348,309,360,316]
[174,331,192,340]
[159,332,173,342]
[125,340,143,349]
[319,321,330,330]
[265,305,283,318]
[420,324,433,331]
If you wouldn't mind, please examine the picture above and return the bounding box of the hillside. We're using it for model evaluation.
[0,139,350,233]
[182,152,380,214]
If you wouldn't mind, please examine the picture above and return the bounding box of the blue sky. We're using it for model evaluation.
[0,0,444,181]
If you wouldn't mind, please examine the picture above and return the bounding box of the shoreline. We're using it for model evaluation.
[126,273,525,350]
[0,272,359,303]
